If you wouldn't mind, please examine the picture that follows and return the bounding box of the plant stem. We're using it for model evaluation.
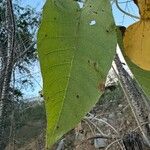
[114,54,150,147]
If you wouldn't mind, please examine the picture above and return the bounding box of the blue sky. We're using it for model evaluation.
[112,0,139,26]
[17,0,139,99]
[17,0,46,11]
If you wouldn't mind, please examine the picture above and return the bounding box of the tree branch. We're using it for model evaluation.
[0,0,16,148]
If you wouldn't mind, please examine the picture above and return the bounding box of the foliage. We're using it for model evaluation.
[122,1,150,98]
[1,0,150,149]
[0,1,40,148]
[8,101,45,148]
[123,57,150,99]
[100,84,123,104]
[124,21,150,71]
[14,4,39,63]
[14,101,46,128]
[0,2,39,63]
[38,0,117,148]
[0,0,40,93]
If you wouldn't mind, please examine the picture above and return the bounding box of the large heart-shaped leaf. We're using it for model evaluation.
[37,0,117,148]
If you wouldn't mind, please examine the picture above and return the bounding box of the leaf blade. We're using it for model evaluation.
[37,0,117,148]
[117,26,150,99]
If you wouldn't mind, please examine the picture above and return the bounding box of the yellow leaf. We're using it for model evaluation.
[123,20,150,71]
[136,0,150,19]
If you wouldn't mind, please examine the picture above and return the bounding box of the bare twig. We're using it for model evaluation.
[82,119,95,136]
[105,139,123,150]
[115,0,140,19]
[15,41,36,63]
[84,117,109,137]
[86,113,119,135]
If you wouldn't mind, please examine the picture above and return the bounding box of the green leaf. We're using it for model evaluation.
[37,0,117,148]
[124,57,150,99]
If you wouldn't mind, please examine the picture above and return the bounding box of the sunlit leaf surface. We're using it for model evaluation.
[37,0,117,148]
[124,21,150,71]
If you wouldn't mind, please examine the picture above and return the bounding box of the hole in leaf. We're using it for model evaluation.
[89,20,96,26]
[76,95,80,98]
[77,1,84,9]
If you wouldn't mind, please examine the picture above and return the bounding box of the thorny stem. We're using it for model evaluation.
[114,54,150,147]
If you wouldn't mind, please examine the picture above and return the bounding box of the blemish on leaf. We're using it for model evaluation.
[106,29,109,33]
[56,126,59,129]
[93,11,98,14]
[76,95,80,99]
[93,62,99,72]
[93,62,96,67]
[98,82,105,92]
